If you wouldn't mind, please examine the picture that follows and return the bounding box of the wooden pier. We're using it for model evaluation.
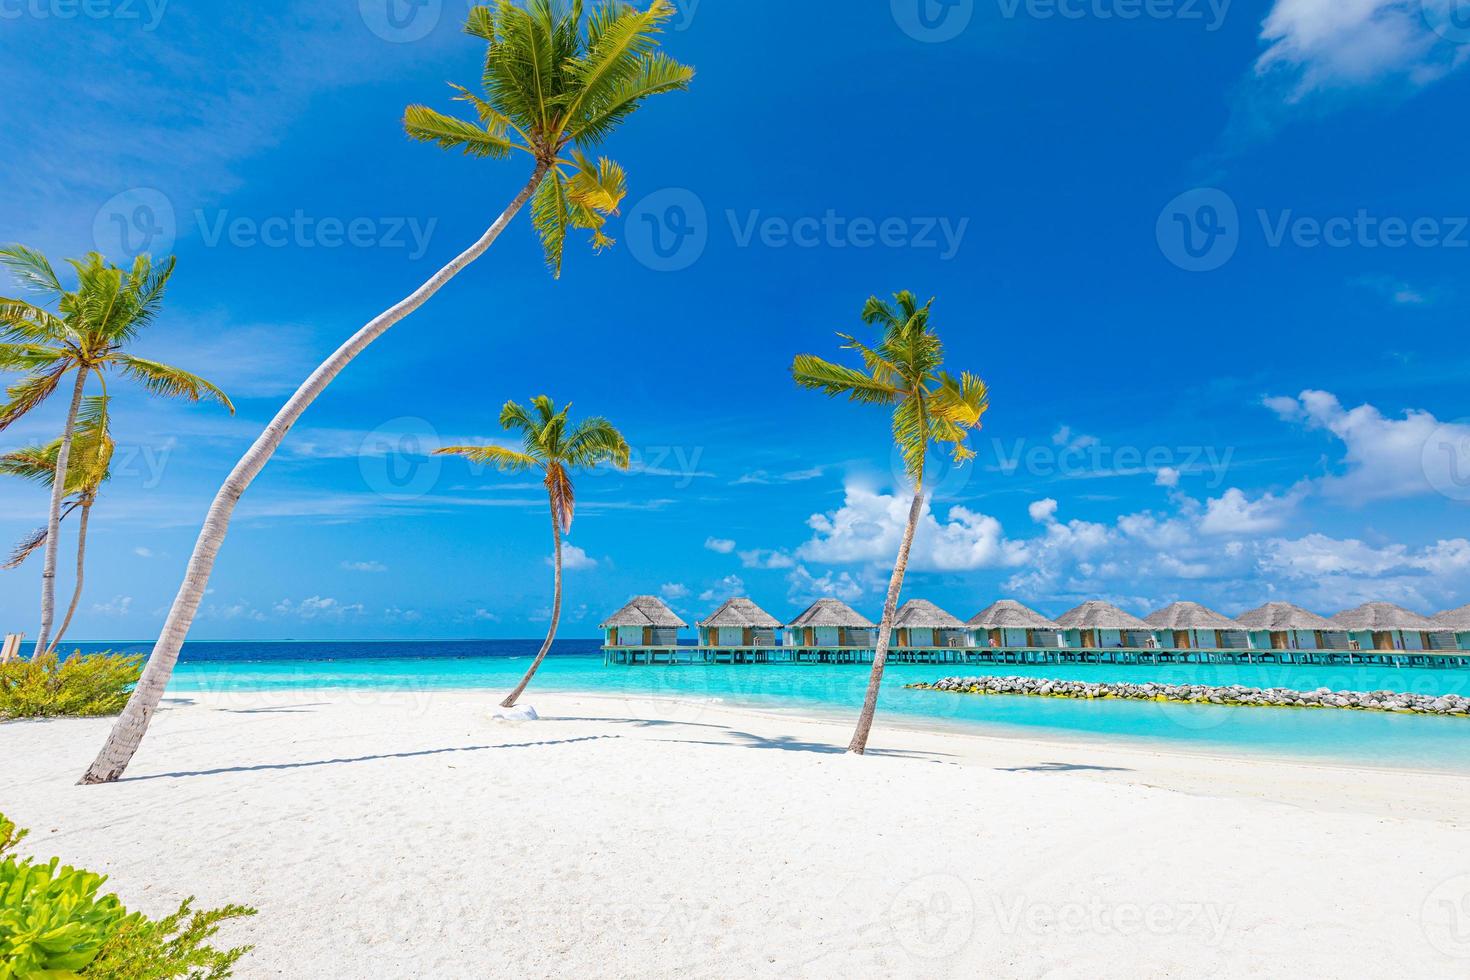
[603,644,1470,669]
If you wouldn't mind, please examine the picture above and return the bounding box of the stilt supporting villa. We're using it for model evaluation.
[601,595,1470,668]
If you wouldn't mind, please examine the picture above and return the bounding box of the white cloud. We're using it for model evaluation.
[274,596,364,620]
[1200,486,1306,535]
[340,560,387,573]
[786,566,865,605]
[797,483,1026,572]
[1255,0,1470,99]
[472,609,500,622]
[1028,498,1059,523]
[660,582,689,599]
[559,545,598,570]
[91,595,133,616]
[133,547,154,558]
[699,575,746,603]
[738,548,796,569]
[704,537,737,554]
[734,466,826,486]
[1269,389,1470,502]
[385,606,423,623]
[1154,467,1181,488]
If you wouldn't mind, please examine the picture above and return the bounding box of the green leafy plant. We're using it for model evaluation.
[0,813,254,978]
[0,651,143,720]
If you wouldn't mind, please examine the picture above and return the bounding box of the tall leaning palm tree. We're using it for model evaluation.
[1,396,114,653]
[0,247,233,657]
[792,292,989,755]
[82,1,691,783]
[436,396,629,707]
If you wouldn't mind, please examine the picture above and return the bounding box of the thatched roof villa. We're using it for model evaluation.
[786,599,876,648]
[1145,601,1248,650]
[1056,600,1153,649]
[968,600,1062,649]
[697,597,782,648]
[601,595,687,648]
[891,599,969,649]
[1330,602,1455,652]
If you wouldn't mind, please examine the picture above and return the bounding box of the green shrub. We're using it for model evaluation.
[0,814,254,978]
[0,651,143,720]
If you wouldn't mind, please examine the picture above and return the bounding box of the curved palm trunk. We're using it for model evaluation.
[847,479,925,755]
[35,371,88,656]
[48,498,92,654]
[80,165,551,784]
[500,495,562,709]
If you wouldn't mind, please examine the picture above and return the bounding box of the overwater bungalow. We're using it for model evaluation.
[1434,604,1470,651]
[968,600,1063,651]
[889,599,970,663]
[695,597,782,663]
[600,595,687,664]
[1233,602,1342,654]
[785,599,875,663]
[1145,602,1249,654]
[1055,601,1154,655]
[1330,602,1455,654]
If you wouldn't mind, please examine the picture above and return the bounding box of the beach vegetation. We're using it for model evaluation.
[0,812,254,977]
[0,651,143,720]
[792,291,989,754]
[82,0,693,784]
[436,395,630,707]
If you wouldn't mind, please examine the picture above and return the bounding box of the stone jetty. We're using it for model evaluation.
[906,676,1470,716]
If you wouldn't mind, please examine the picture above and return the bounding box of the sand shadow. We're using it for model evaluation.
[218,702,331,714]
[117,735,617,782]
[996,761,1132,773]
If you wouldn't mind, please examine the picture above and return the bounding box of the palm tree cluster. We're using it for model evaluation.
[7,1,988,781]
[0,247,232,659]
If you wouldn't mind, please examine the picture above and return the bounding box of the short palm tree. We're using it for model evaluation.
[0,247,233,657]
[82,0,691,783]
[792,292,989,755]
[1,396,114,652]
[436,395,629,707]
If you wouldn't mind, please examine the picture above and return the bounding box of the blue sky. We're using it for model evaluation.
[2,0,1469,640]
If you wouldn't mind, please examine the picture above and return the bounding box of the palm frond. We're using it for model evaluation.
[433,444,540,473]
[544,459,576,533]
[3,525,52,570]
[791,354,901,405]
[499,398,540,440]
[0,342,68,373]
[111,355,234,412]
[531,170,574,277]
[0,244,64,298]
[570,51,693,146]
[0,365,69,432]
[403,104,517,159]
[564,416,630,469]
[0,299,67,343]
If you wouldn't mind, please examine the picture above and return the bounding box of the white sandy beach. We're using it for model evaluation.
[6,689,1470,978]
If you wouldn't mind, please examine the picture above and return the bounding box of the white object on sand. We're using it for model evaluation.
[492,704,538,721]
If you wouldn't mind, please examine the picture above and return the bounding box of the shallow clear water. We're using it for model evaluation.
[71,640,1470,773]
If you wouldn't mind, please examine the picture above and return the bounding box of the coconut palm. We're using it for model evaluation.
[1,397,114,652]
[436,396,629,707]
[0,247,233,657]
[81,0,691,783]
[792,292,989,755]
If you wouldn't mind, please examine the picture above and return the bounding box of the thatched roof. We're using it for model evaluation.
[697,597,780,629]
[892,599,967,630]
[1233,602,1336,631]
[968,600,1060,630]
[1055,601,1151,631]
[1145,601,1241,631]
[787,598,875,629]
[1330,602,1442,631]
[600,595,687,629]
[1434,604,1470,629]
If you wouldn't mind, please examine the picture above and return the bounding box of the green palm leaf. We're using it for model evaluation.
[111,355,235,412]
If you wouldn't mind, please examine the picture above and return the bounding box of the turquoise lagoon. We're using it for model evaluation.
[72,640,1470,774]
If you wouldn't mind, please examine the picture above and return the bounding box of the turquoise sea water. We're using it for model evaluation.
[71,640,1470,773]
